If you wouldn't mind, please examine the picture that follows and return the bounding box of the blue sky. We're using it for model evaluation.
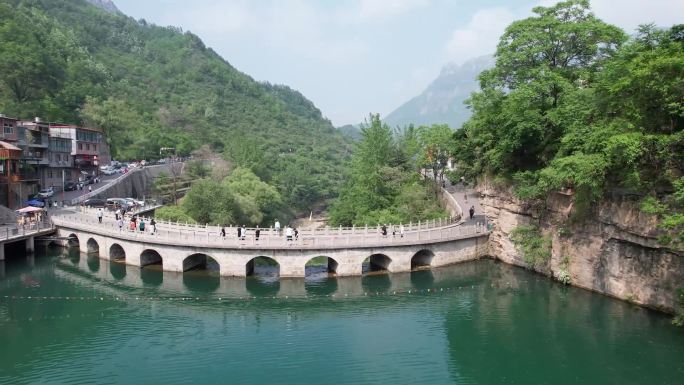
[113,0,684,126]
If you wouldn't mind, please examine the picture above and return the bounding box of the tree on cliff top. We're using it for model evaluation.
[457,0,626,176]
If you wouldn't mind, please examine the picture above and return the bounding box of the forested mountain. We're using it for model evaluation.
[0,0,351,211]
[383,55,493,129]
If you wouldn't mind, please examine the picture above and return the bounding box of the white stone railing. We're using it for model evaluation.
[80,205,468,235]
[53,211,489,250]
[0,219,53,241]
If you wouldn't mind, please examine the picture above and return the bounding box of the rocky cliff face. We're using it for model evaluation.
[479,182,684,313]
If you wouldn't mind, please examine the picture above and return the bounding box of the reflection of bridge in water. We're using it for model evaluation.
[54,250,493,299]
[51,178,489,280]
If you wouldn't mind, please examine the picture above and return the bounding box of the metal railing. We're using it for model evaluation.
[52,210,489,250]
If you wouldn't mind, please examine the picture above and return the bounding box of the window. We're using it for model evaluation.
[93,144,97,152]
[3,123,13,134]
[78,143,82,150]
[48,170,53,178]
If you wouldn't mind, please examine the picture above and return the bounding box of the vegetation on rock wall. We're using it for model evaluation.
[509,225,552,268]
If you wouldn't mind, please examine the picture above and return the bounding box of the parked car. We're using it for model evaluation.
[64,181,77,191]
[37,187,54,198]
[125,198,144,207]
[83,198,106,208]
[102,167,116,175]
[106,198,133,210]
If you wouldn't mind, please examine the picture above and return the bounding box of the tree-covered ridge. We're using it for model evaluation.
[452,0,684,247]
[0,0,351,210]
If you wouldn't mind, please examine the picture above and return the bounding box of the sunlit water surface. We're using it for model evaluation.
[1,247,683,385]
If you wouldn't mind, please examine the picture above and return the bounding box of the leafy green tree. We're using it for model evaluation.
[457,0,626,175]
[417,124,454,183]
[330,114,448,226]
[223,167,282,224]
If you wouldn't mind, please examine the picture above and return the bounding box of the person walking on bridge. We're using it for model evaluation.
[275,220,281,236]
[96,208,103,224]
[150,218,156,235]
[237,226,242,240]
[117,217,124,231]
[255,225,261,241]
[241,225,247,241]
[469,206,475,220]
[220,226,226,238]
[381,224,387,237]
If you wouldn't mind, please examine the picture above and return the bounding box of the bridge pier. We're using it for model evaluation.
[280,263,305,278]
[25,236,34,254]
[0,244,4,261]
[336,259,363,276]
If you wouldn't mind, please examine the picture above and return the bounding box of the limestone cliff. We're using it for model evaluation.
[479,181,684,313]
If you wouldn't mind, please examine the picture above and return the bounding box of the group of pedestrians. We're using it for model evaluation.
[380,224,405,238]
[97,208,156,234]
[218,219,299,242]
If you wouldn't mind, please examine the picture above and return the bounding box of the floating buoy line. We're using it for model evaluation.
[0,285,492,303]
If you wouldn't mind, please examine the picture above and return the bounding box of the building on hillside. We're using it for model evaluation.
[18,118,50,194]
[1,115,46,207]
[0,138,23,209]
[0,115,111,208]
[45,134,74,190]
[49,124,110,182]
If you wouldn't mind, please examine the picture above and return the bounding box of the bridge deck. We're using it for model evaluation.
[52,209,489,250]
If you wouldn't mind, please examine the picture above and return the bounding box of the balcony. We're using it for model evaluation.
[27,136,49,148]
[18,172,39,181]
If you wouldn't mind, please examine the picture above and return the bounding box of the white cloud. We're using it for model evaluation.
[443,7,520,64]
[442,0,684,66]
[159,2,253,36]
[357,0,430,22]
[591,0,684,33]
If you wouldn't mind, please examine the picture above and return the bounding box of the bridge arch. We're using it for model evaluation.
[305,256,339,277]
[140,249,163,267]
[110,260,126,280]
[86,238,99,254]
[246,256,279,277]
[363,253,392,274]
[67,233,79,248]
[183,253,219,272]
[411,249,435,270]
[109,243,126,262]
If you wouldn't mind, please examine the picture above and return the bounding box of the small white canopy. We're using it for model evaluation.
[16,206,44,213]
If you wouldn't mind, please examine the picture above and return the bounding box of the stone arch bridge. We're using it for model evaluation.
[51,211,489,278]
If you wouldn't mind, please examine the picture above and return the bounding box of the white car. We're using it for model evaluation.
[37,187,54,198]
[125,198,144,207]
[102,167,117,175]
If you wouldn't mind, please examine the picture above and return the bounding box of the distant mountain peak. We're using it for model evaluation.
[384,54,493,129]
[86,0,120,14]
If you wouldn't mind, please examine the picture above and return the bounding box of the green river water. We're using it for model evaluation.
[0,247,683,385]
